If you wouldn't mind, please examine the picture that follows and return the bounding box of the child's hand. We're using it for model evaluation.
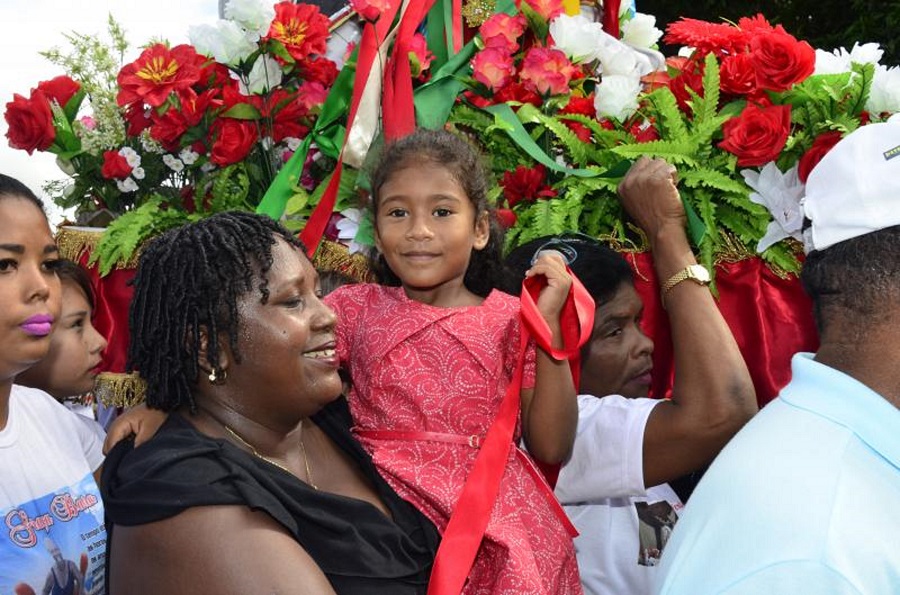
[525,251,573,329]
[103,403,167,454]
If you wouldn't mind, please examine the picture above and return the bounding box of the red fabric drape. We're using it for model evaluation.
[626,252,819,406]
[77,252,135,377]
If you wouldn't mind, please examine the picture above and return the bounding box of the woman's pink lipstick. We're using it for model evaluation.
[21,314,54,337]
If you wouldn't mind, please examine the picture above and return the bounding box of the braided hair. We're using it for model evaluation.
[368,128,505,297]
[128,211,304,412]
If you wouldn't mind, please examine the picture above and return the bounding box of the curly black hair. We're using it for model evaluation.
[367,128,505,297]
[127,211,304,412]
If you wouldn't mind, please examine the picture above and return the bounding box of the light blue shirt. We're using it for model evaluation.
[654,353,900,594]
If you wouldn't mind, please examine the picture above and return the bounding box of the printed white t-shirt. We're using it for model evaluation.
[0,385,106,594]
[556,394,683,595]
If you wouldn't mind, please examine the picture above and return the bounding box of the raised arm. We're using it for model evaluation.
[617,157,757,487]
[108,505,337,595]
[520,252,578,464]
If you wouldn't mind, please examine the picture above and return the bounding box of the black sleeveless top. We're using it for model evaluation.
[102,398,439,594]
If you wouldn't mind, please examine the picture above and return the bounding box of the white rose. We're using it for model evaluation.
[621,13,662,49]
[189,20,257,66]
[549,14,604,63]
[131,167,146,180]
[867,65,900,114]
[241,54,284,95]
[596,32,641,78]
[224,0,276,40]
[594,74,641,122]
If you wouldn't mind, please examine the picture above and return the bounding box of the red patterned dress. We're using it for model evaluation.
[326,284,582,595]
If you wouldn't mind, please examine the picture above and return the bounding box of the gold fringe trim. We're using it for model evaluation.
[55,226,141,270]
[312,239,374,283]
[55,227,104,263]
[94,372,147,408]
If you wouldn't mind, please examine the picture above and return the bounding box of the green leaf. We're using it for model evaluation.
[221,103,262,120]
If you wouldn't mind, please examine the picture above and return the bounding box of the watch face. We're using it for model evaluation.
[690,264,711,283]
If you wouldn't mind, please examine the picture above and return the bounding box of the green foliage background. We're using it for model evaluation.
[641,0,900,64]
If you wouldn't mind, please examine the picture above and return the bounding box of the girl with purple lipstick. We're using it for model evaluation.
[0,174,107,595]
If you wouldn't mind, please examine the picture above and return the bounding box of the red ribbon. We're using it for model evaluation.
[298,4,403,254]
[426,269,593,595]
[601,0,622,37]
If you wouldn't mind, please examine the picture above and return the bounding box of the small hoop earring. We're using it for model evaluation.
[208,367,227,385]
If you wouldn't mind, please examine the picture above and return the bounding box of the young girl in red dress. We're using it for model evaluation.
[323,129,582,594]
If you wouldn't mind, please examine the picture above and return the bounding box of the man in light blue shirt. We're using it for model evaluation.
[654,117,900,594]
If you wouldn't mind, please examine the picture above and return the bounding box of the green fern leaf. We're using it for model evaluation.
[612,139,699,166]
[644,87,689,141]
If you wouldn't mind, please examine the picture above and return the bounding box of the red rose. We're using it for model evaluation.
[719,54,757,97]
[719,103,792,167]
[298,58,339,87]
[4,91,55,154]
[494,82,542,108]
[36,75,81,108]
[124,103,153,137]
[668,64,704,114]
[209,119,257,166]
[560,95,596,142]
[101,150,133,180]
[750,28,815,92]
[501,164,556,207]
[797,130,843,183]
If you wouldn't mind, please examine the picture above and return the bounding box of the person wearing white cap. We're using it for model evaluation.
[653,116,900,594]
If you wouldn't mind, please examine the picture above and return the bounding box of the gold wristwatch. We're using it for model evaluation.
[661,264,710,303]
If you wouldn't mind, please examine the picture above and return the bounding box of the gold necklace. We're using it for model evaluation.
[223,424,318,490]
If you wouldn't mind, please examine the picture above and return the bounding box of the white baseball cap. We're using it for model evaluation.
[802,114,900,253]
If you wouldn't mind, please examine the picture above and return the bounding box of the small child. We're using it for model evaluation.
[324,129,582,594]
[18,259,107,423]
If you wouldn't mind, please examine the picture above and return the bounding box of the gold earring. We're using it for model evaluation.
[208,367,227,385]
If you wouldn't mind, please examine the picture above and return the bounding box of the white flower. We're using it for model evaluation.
[621,13,662,49]
[224,0,276,40]
[549,14,604,63]
[179,148,199,165]
[131,167,146,180]
[163,154,185,172]
[116,177,139,193]
[241,55,283,95]
[594,32,658,77]
[846,42,884,66]
[118,146,140,167]
[741,163,806,252]
[594,74,641,122]
[815,42,883,75]
[336,208,366,254]
[189,20,257,66]
[867,65,900,114]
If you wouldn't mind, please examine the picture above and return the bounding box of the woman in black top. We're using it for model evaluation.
[101,212,438,594]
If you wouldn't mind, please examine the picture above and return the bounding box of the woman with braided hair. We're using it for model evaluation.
[101,211,438,594]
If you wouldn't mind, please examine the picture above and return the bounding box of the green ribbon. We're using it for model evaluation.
[256,52,357,219]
